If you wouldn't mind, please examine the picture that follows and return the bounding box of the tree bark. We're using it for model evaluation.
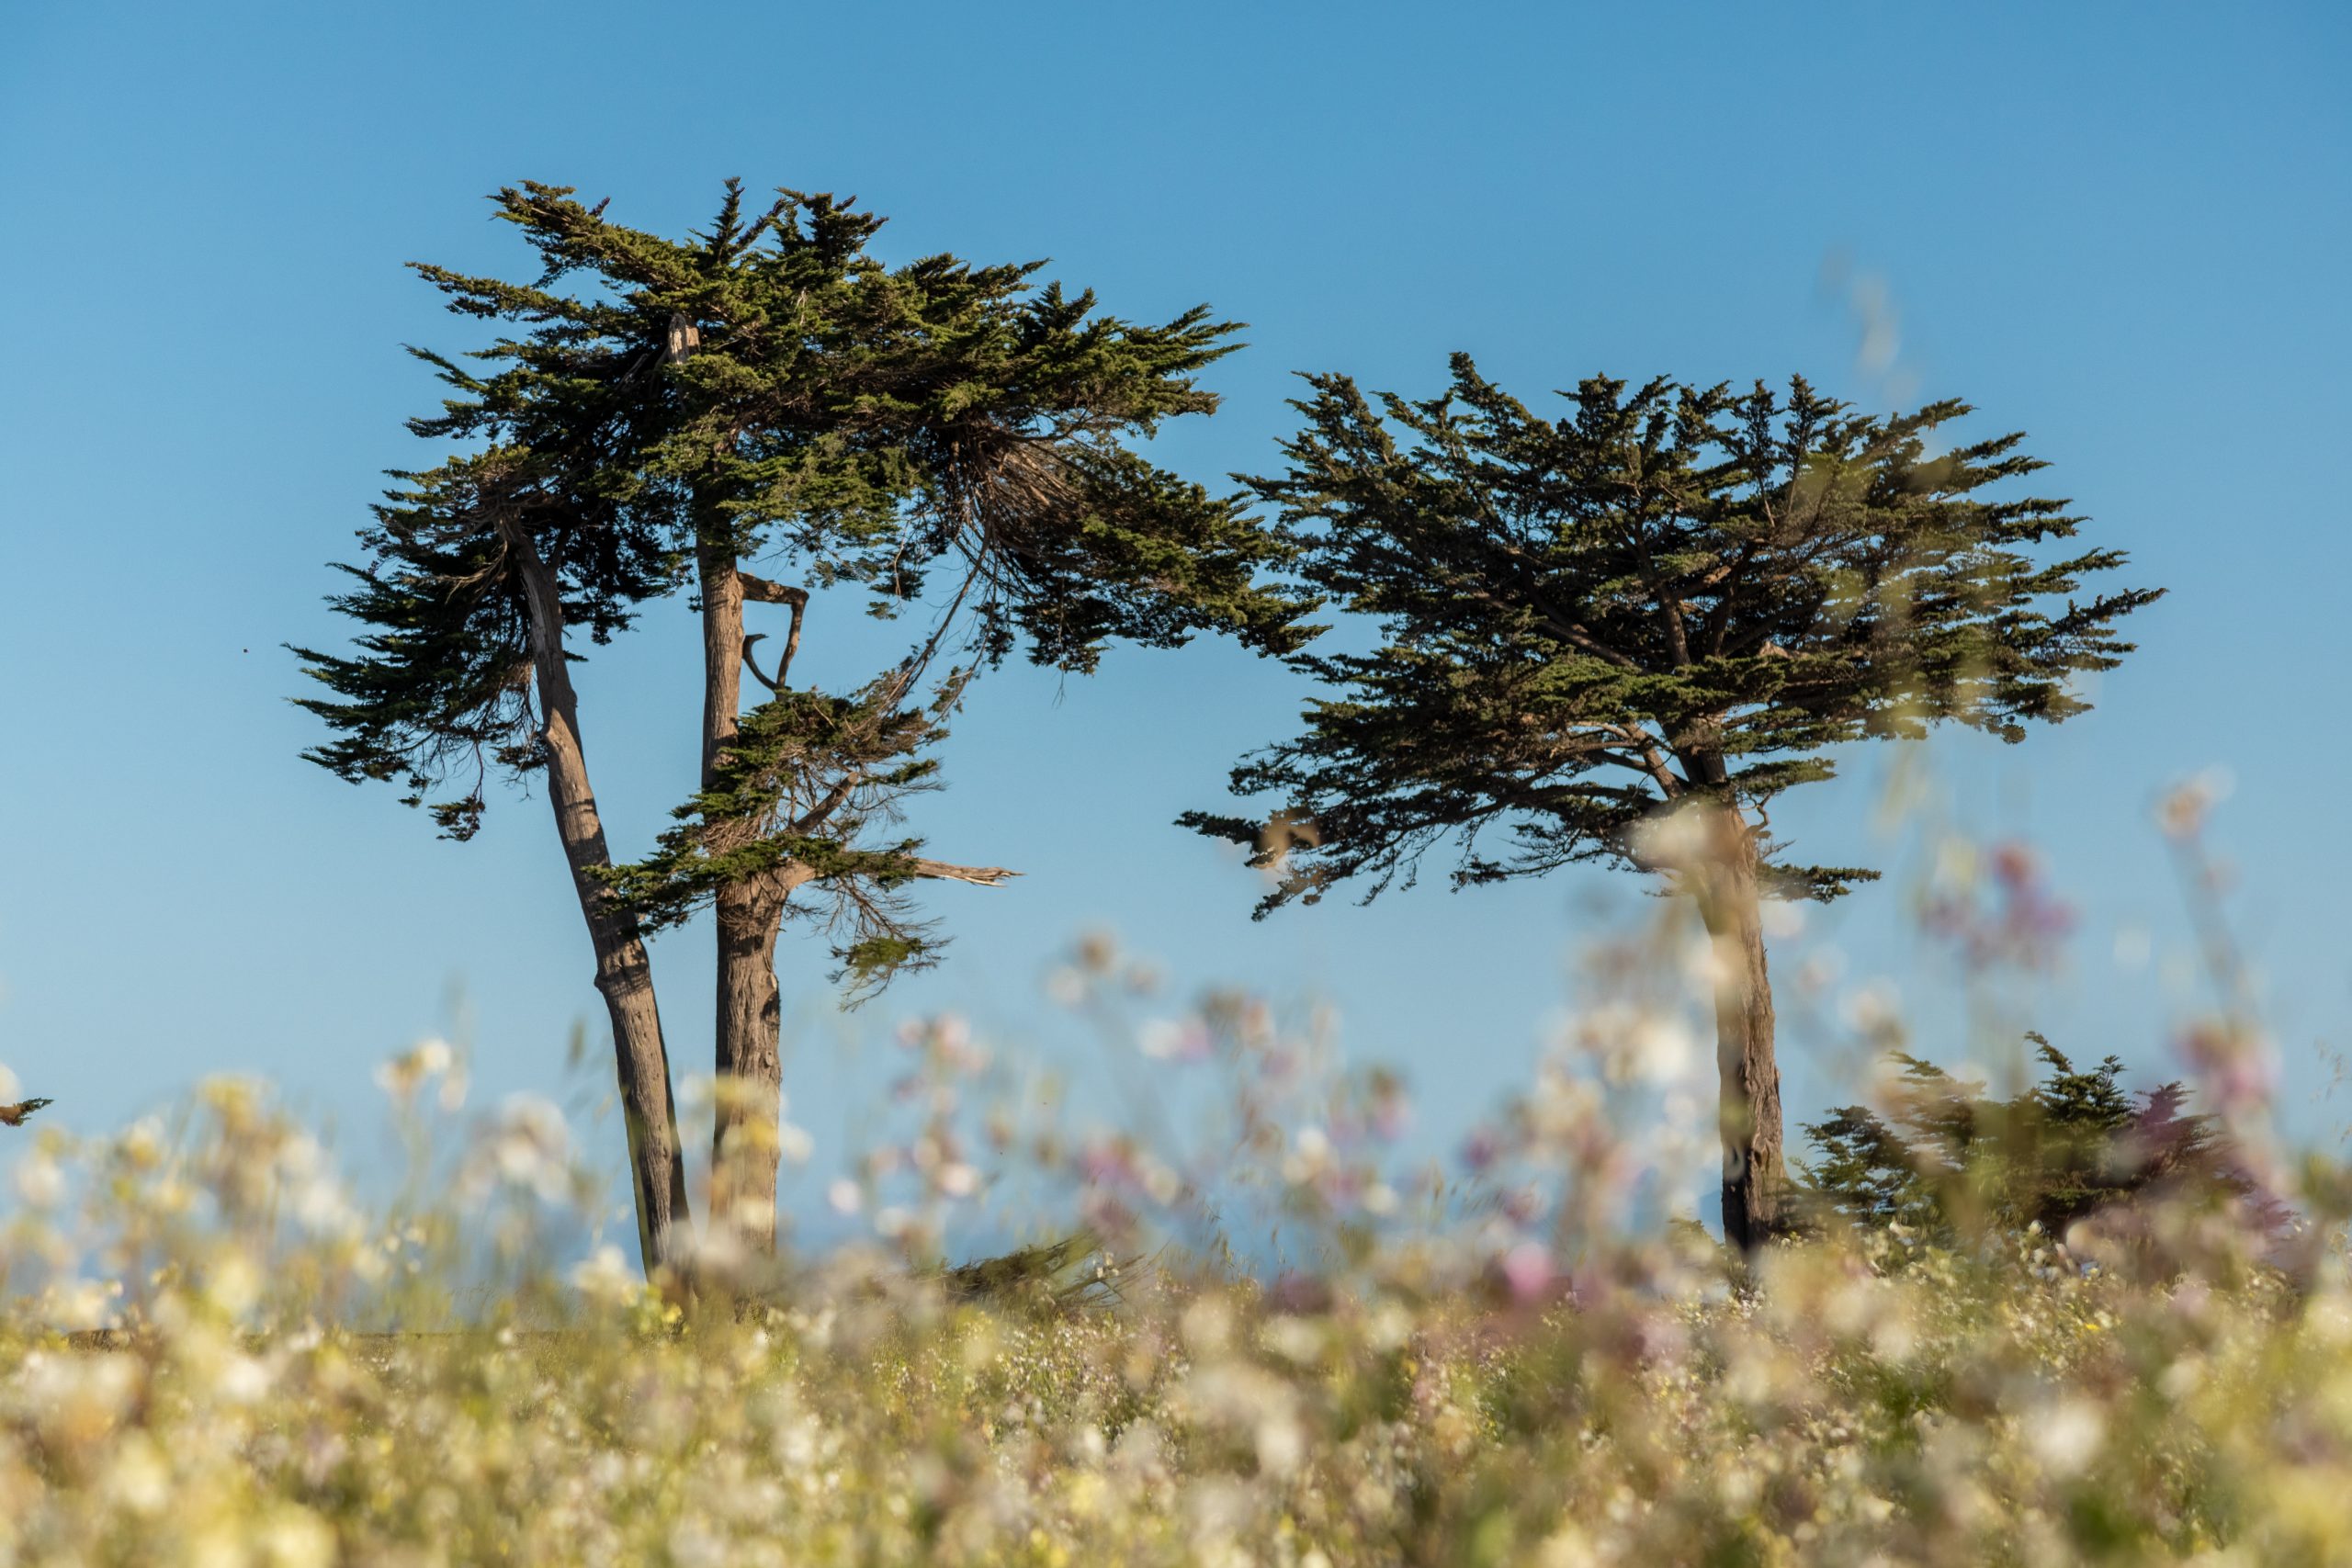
[498,516,693,1278]
[712,876,789,1254]
[1691,807,1786,1257]
[696,535,747,790]
[695,534,790,1255]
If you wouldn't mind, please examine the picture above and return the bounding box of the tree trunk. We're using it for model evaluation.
[695,535,747,791]
[712,878,788,1254]
[499,517,693,1278]
[695,534,788,1255]
[1691,807,1785,1257]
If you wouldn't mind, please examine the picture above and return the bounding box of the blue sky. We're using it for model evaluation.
[2,2,2346,1227]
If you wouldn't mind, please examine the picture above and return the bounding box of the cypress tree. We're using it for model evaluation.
[1185,357,2160,1253]
[303,182,1303,1261]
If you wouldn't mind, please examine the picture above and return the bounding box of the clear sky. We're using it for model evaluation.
[3,2,2346,1228]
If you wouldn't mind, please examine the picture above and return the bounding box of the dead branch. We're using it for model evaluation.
[906,859,1017,886]
[737,572,808,608]
[741,633,782,693]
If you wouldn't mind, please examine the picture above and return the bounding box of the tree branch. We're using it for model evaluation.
[739,572,808,685]
[741,633,781,693]
[737,571,807,608]
[787,778,857,836]
[905,858,1018,886]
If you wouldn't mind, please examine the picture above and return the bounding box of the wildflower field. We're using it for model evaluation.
[5,807,2346,1568]
[4,1097,2347,1567]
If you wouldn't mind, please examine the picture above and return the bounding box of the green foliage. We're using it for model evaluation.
[1800,1037,2252,1240]
[1186,359,2160,911]
[300,179,1306,1004]
[408,179,1306,672]
[291,449,673,839]
[592,670,971,1000]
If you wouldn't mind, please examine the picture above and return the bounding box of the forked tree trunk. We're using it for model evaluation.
[500,517,693,1277]
[695,535,788,1256]
[693,537,1012,1255]
[1691,807,1786,1257]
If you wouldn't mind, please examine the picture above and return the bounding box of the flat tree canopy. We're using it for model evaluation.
[1188,356,2161,908]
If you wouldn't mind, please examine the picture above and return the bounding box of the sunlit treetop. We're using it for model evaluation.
[298,181,1313,840]
[1187,355,2163,911]
[407,180,1309,669]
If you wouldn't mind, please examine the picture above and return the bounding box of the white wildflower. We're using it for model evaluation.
[570,1245,640,1306]
[15,1148,64,1206]
[2029,1399,2106,1477]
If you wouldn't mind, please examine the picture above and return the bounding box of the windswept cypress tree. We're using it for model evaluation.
[295,447,694,1273]
[1186,357,2160,1253]
[302,181,1304,1262]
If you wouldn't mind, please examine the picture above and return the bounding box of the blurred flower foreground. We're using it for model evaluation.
[4,820,2349,1566]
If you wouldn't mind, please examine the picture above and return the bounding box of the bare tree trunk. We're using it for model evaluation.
[712,876,789,1254]
[1691,807,1785,1257]
[696,535,747,789]
[499,516,693,1277]
[695,534,788,1255]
